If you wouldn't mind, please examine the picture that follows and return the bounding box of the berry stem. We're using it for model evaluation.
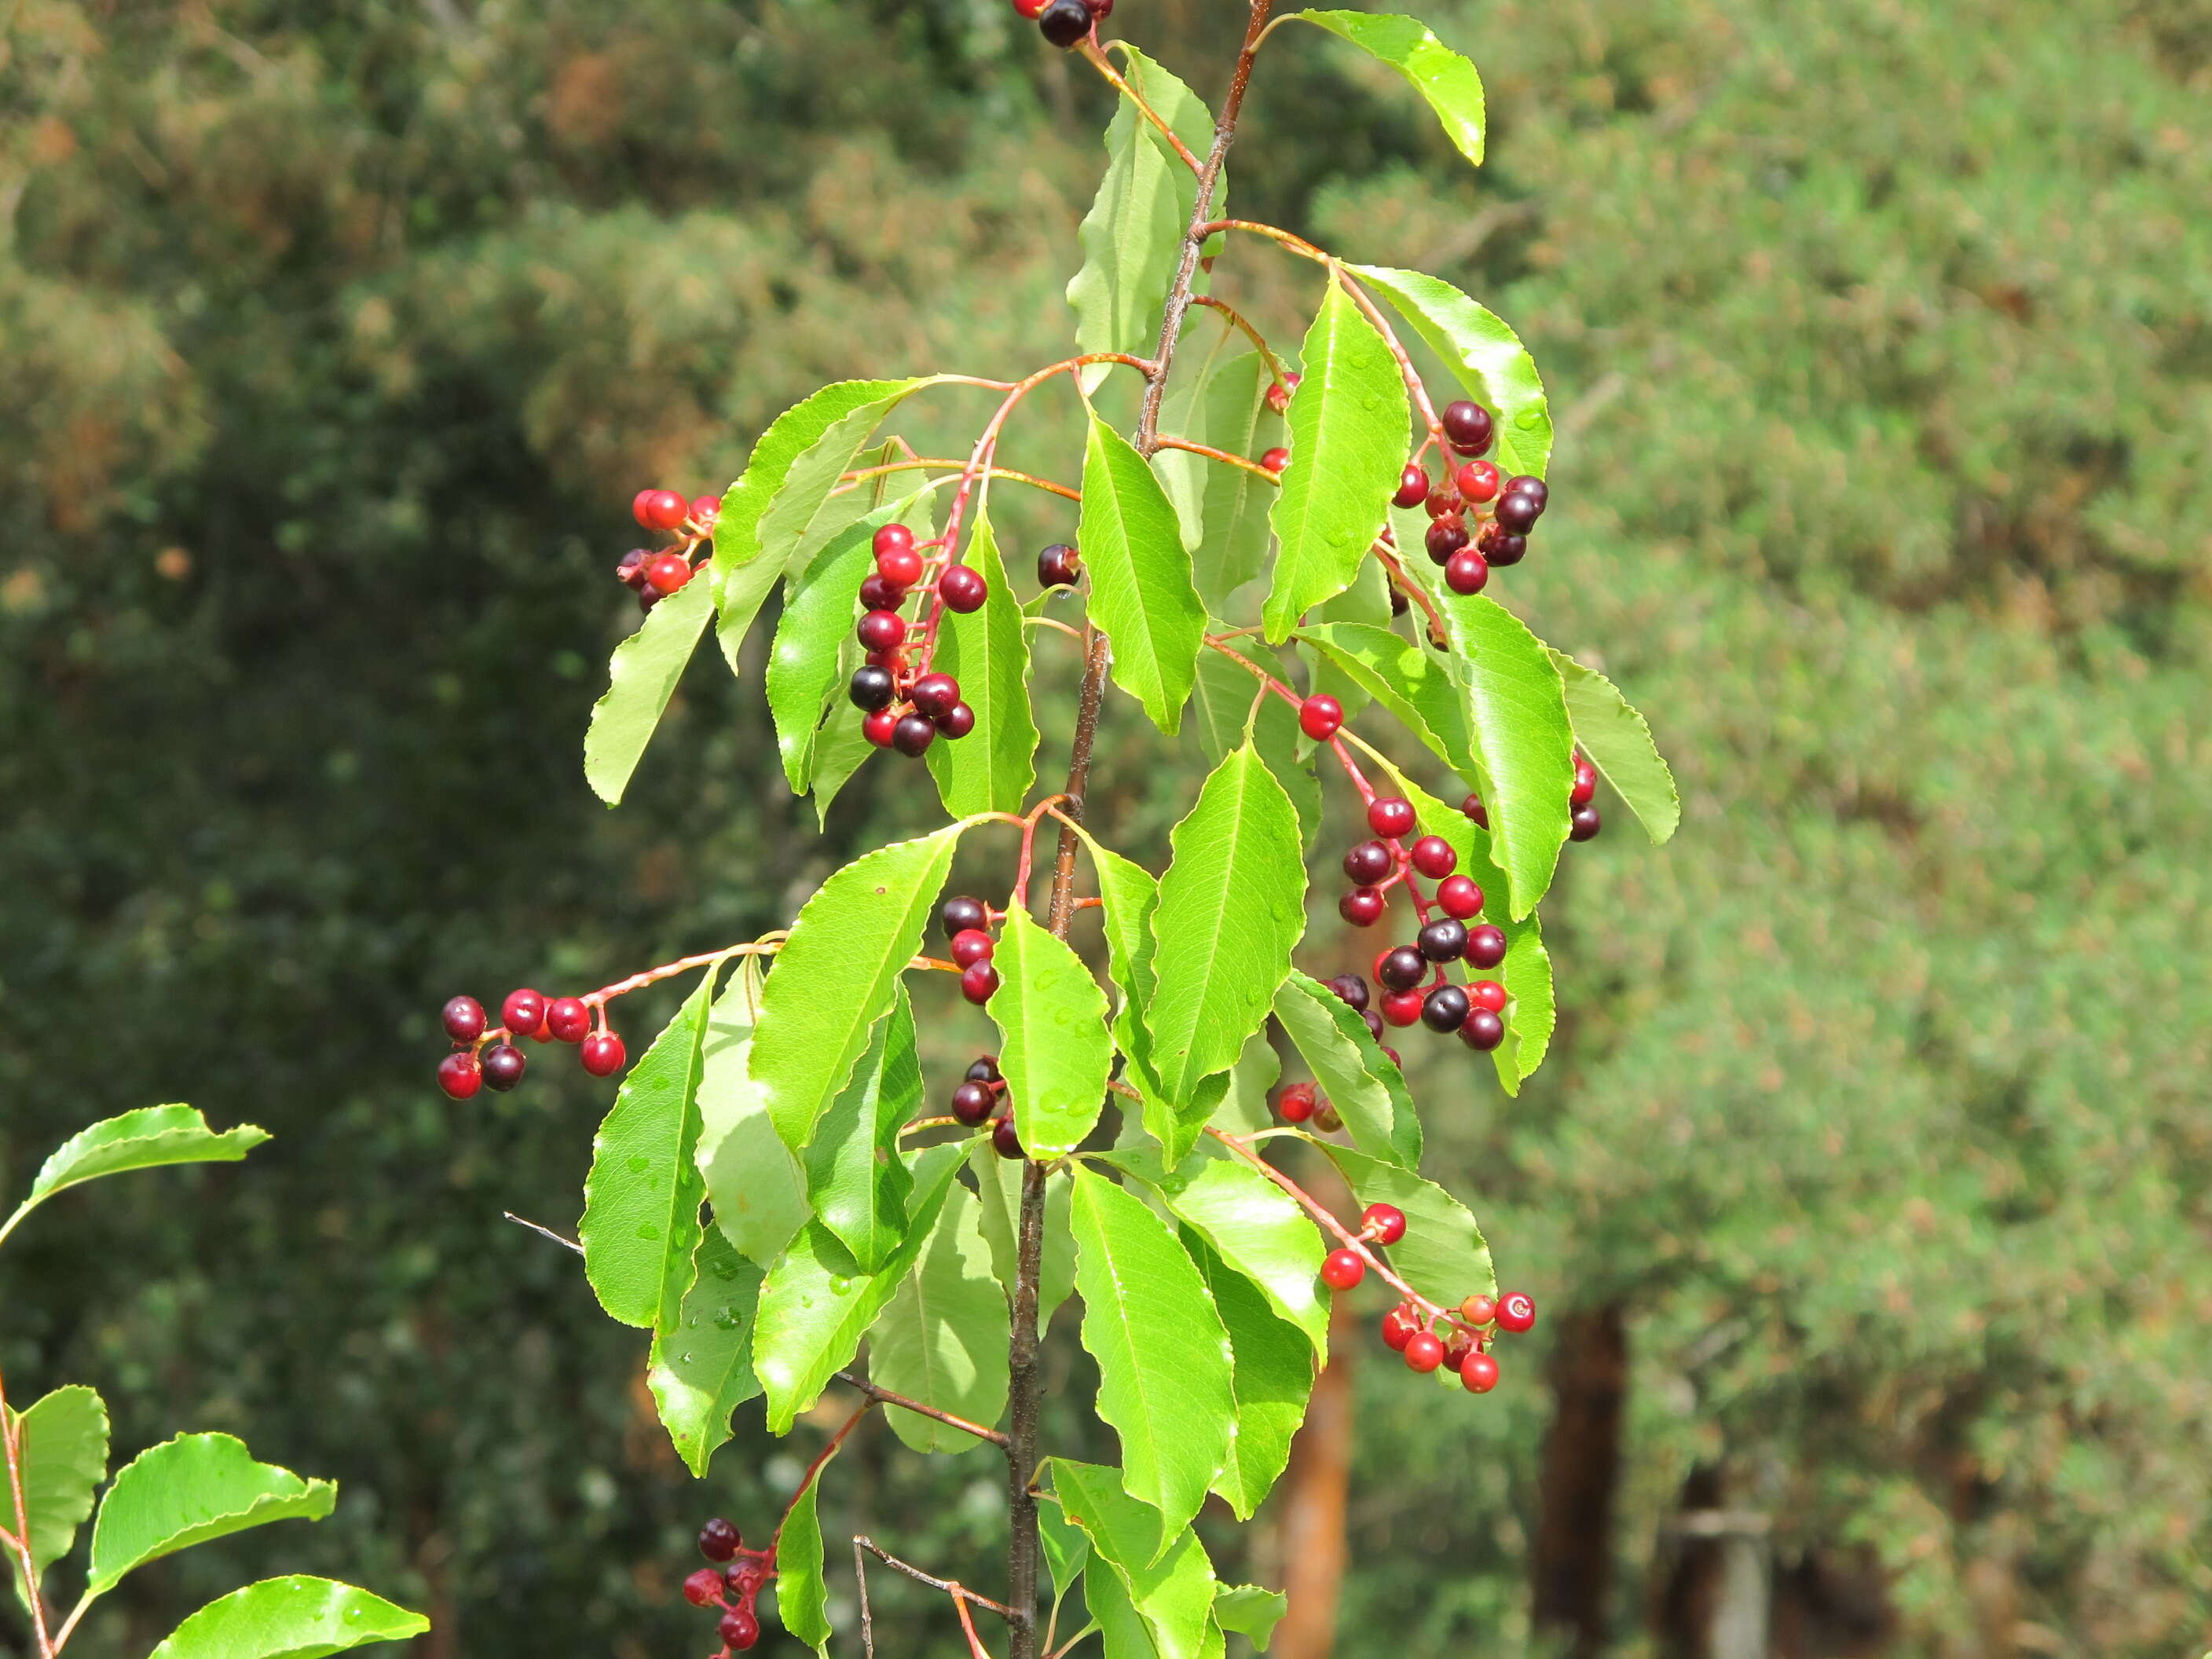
[0,1365,57,1659]
[1075,42,1205,174]
[1152,434,1284,482]
[837,458,1081,503]
[771,1398,873,1556]
[1188,294,1293,386]
[832,1370,1011,1448]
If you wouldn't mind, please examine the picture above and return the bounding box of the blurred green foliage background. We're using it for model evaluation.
[2,2,2207,1656]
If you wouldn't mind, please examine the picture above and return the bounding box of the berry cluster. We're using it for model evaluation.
[618,487,720,613]
[1460,747,1602,847]
[1013,0,1111,50]
[947,1053,1024,1159]
[1389,401,1551,598]
[682,1518,772,1656]
[848,524,987,760]
[1310,1203,1538,1395]
[433,988,627,1101]
[1317,790,1511,1053]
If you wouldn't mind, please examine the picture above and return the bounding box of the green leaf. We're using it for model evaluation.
[9,1386,108,1605]
[1079,411,1207,734]
[1038,1497,1091,1601]
[89,1434,336,1595]
[1264,277,1410,642]
[1147,745,1308,1119]
[1155,322,1281,610]
[1050,1459,1219,1659]
[5,1107,267,1248]
[1434,594,1576,918]
[646,1227,766,1478]
[1301,555,1393,724]
[1295,621,1473,772]
[1273,971,1421,1168]
[1066,1167,1234,1543]
[802,991,921,1273]
[1318,1144,1496,1309]
[771,1478,832,1657]
[869,1183,1009,1453]
[926,508,1040,815]
[1550,648,1679,844]
[991,906,1114,1159]
[1067,47,1217,390]
[581,573,713,806]
[1185,1229,1313,1520]
[1144,1154,1329,1355]
[1187,640,1321,849]
[1214,1586,1289,1651]
[1348,264,1550,480]
[1362,753,1555,1090]
[1287,12,1486,168]
[1208,1029,1282,1138]
[753,1144,966,1433]
[755,380,932,579]
[971,1147,1077,1337]
[767,489,932,796]
[696,958,811,1268]
[751,822,968,1153]
[1085,1557,1162,1659]
[146,1577,427,1659]
[578,969,719,1334]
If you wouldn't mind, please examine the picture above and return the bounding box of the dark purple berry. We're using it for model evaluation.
[1393,464,1430,509]
[1418,917,1468,962]
[1476,522,1527,566]
[859,573,906,612]
[1421,983,1471,1033]
[1466,925,1507,969]
[941,896,989,936]
[698,1518,742,1562]
[481,1042,526,1091]
[1503,476,1547,511]
[848,665,895,710]
[1494,491,1543,535]
[1037,542,1082,588]
[1327,972,1371,1013]
[991,1115,1024,1158]
[1445,548,1490,595]
[1377,946,1426,991]
[1460,1007,1506,1052]
[892,713,936,756]
[1441,401,1494,456]
[1339,887,1385,927]
[1342,840,1393,884]
[1361,1009,1385,1038]
[965,1054,1002,1083]
[616,548,650,589]
[1569,803,1602,841]
[1424,518,1469,564]
[951,1081,996,1125]
[910,673,961,718]
[939,564,988,613]
[936,701,976,738]
[857,610,906,651]
[442,995,487,1043]
[1462,793,1489,830]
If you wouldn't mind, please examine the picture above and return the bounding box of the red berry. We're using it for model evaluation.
[1409,835,1456,878]
[632,489,659,528]
[1442,1328,1475,1372]
[950,928,996,969]
[689,495,720,525]
[1440,401,1493,456]
[1275,1082,1316,1123]
[437,1051,483,1100]
[936,701,976,738]
[1381,1306,1419,1351]
[1379,988,1425,1027]
[1393,464,1430,509]
[1461,792,1489,830]
[1342,840,1393,884]
[1468,980,1508,1013]
[876,546,923,589]
[862,708,899,747]
[580,1031,628,1076]
[646,552,693,595]
[1460,1008,1506,1051]
[1013,0,1048,15]
[991,1115,1024,1159]
[1367,797,1416,838]
[482,1042,526,1091]
[892,713,936,757]
[1338,887,1385,927]
[1320,1249,1366,1291]
[1299,694,1343,741]
[545,997,591,1043]
[501,989,547,1038]
[698,1519,742,1562]
[939,564,988,613]
[1445,548,1490,595]
[1404,1331,1446,1373]
[1361,1202,1407,1245]
[1037,543,1082,588]
[859,573,905,611]
[1436,875,1483,918]
[1461,1350,1500,1393]
[1085,0,1113,16]
[1455,460,1501,503]
[720,1607,761,1650]
[683,1568,725,1607]
[639,489,689,532]
[1569,803,1602,841]
[961,962,1001,1005]
[1259,446,1291,474]
[1424,484,1461,520]
[1459,1293,1497,1325]
[1465,925,1507,969]
[856,610,906,651]
[910,673,961,718]
[441,995,487,1042]
[1570,753,1598,806]
[1265,372,1302,412]
[873,522,915,562]
[1495,1290,1536,1333]
[951,1082,996,1125]
[727,1558,767,1596]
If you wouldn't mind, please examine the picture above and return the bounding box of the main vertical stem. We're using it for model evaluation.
[1004,7,1276,1654]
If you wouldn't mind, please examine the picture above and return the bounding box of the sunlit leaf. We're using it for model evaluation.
[1286,13,1486,167]
[1079,412,1207,733]
[90,1434,336,1594]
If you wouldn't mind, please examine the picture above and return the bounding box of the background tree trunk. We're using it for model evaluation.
[1270,1294,1359,1659]
[1533,1301,1630,1657]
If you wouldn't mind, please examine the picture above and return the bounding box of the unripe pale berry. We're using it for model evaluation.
[939,564,989,613]
[1320,1249,1366,1291]
[580,1031,628,1076]
[950,928,995,969]
[546,997,591,1043]
[1367,797,1416,837]
[442,995,487,1043]
[1436,874,1483,918]
[1393,464,1430,508]
[1466,925,1507,969]
[1342,840,1393,884]
[961,962,1001,1005]
[1468,980,1508,1013]
[1421,982,1471,1033]
[1459,1008,1505,1051]
[1404,1331,1446,1373]
[1299,694,1343,741]
[1409,835,1456,878]
[1495,1290,1536,1333]
[437,1050,483,1100]
[892,713,936,756]
[1361,1202,1407,1245]
[1459,1293,1497,1325]
[1445,548,1490,595]
[646,552,694,595]
[1461,1350,1500,1393]
[1339,887,1385,927]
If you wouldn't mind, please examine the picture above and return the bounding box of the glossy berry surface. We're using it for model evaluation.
[859,573,904,612]
[1459,1007,1505,1051]
[1376,946,1426,991]
[950,1081,995,1125]
[1494,491,1543,534]
[1440,400,1494,455]
[1038,0,1091,47]
[1424,483,1461,519]
[720,1608,761,1650]
[849,665,895,710]
[1460,1293,1498,1325]
[1417,917,1468,962]
[1461,1350,1500,1393]
[1505,476,1548,511]
[862,708,899,748]
[939,564,988,613]
[616,548,649,588]
[1299,694,1343,741]
[1339,887,1385,927]
[1571,753,1598,805]
[1404,1331,1446,1373]
[950,928,996,969]
[546,997,591,1042]
[1393,464,1430,509]
[1379,987,1425,1027]
[965,1054,1002,1083]
[1436,874,1483,919]
[961,962,1002,1005]
[941,895,989,936]
[1036,543,1082,588]
[1461,792,1489,829]
[991,1115,1024,1159]
[872,522,916,562]
[857,610,906,651]
[1342,840,1393,884]
[1570,803,1602,841]
[1421,982,1471,1032]
[1013,0,1049,14]
[580,1031,628,1076]
[1496,1291,1537,1332]
[1381,1306,1419,1351]
[1409,835,1456,878]
[1455,459,1501,503]
[1367,796,1416,838]
[482,1042,526,1090]
[1259,446,1291,474]
[436,1050,482,1100]
[1445,548,1490,595]
[1465,925,1507,969]
[698,1518,742,1562]
[683,1568,725,1607]
[1476,523,1526,566]
[1327,972,1370,1012]
[689,495,720,524]
[1468,980,1508,1013]
[1275,1082,1316,1123]
[1320,1249,1366,1291]
[935,701,976,738]
[910,673,960,718]
[441,995,486,1043]
[637,489,688,531]
[501,989,547,1038]
[1361,1202,1407,1245]
[645,552,693,595]
[1424,517,1469,563]
[892,713,936,756]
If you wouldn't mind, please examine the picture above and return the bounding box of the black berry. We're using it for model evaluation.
[1421,983,1471,1032]
[1569,802,1602,841]
[1327,972,1371,1012]
[892,713,936,756]
[1418,917,1468,962]
[1503,476,1547,511]
[1039,0,1092,49]
[965,1054,1002,1083]
[848,665,895,710]
[1475,522,1525,566]
[1377,946,1426,991]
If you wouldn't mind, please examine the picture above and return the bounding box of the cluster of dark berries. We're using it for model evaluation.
[1014,0,1111,50]
[848,524,987,760]
[434,988,626,1101]
[1322,791,1511,1052]
[618,487,720,612]
[950,1053,1022,1158]
[683,1518,772,1655]
[1272,1081,1343,1133]
[1309,1204,1538,1395]
[1390,401,1551,597]
[1461,749,1602,847]
[936,899,1029,1156]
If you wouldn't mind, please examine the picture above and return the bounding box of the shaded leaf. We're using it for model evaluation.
[1301,555,1393,724]
[145,1577,427,1659]
[991,906,1114,1159]
[1051,1459,1218,1659]
[696,958,811,1267]
[1155,321,1281,610]
[1349,264,1550,480]
[754,380,932,579]
[801,991,920,1273]
[869,1183,1009,1453]
[1295,621,1473,771]
[1187,639,1320,848]
[646,1228,765,1478]
[1273,971,1421,1168]
[1185,1229,1313,1519]
[1079,412,1207,733]
[89,1434,335,1594]
[1038,1497,1091,1601]
[927,508,1040,815]
[1214,1586,1289,1651]
[581,573,713,806]
[1287,12,1486,167]
[1551,648,1680,844]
